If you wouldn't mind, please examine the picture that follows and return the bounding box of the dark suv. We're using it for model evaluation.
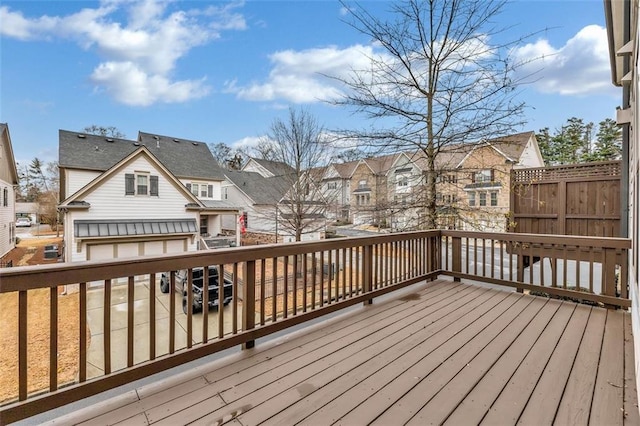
[160,267,233,314]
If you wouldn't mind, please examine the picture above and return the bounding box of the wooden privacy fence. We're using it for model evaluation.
[0,230,630,424]
[510,161,621,237]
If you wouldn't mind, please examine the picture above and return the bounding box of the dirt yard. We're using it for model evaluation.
[0,237,79,404]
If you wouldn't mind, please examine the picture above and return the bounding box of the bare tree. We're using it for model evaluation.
[261,107,333,241]
[334,0,534,229]
[82,125,126,138]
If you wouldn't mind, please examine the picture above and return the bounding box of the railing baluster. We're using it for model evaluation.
[327,250,332,303]
[293,254,298,315]
[575,251,581,291]
[242,260,256,349]
[169,271,176,353]
[271,258,277,322]
[283,255,289,317]
[311,253,317,308]
[219,264,225,338]
[201,268,208,344]
[562,245,568,290]
[79,282,87,382]
[149,274,156,359]
[262,259,268,321]
[186,270,193,349]
[232,263,238,334]
[500,240,504,281]
[127,276,135,365]
[342,248,347,297]
[18,290,27,400]
[589,248,594,293]
[104,279,111,374]
[529,242,534,284]
[50,286,58,391]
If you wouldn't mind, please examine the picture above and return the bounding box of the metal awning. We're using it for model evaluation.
[74,219,197,238]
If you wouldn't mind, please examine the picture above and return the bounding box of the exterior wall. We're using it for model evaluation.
[0,132,16,258]
[350,162,378,226]
[242,160,273,177]
[179,178,222,201]
[389,155,424,231]
[517,137,544,168]
[456,146,512,232]
[65,169,101,198]
[0,179,15,258]
[63,155,198,262]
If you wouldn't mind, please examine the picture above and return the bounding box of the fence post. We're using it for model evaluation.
[452,236,461,282]
[602,248,617,309]
[243,260,256,348]
[363,244,373,305]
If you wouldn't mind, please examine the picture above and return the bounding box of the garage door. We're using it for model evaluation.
[87,239,188,261]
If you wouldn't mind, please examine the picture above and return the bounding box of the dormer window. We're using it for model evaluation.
[473,169,494,183]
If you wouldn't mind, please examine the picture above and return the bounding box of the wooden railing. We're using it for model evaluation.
[441,231,630,308]
[0,230,630,424]
[0,231,440,424]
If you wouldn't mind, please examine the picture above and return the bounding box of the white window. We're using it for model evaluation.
[490,191,498,206]
[358,180,367,189]
[137,174,148,195]
[327,182,337,190]
[469,192,476,206]
[191,183,199,196]
[223,187,228,200]
[200,185,208,198]
[479,192,487,206]
[357,193,370,205]
[397,175,408,187]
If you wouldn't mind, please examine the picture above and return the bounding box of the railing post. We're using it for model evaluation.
[243,260,256,348]
[363,244,373,305]
[452,236,461,282]
[602,248,617,309]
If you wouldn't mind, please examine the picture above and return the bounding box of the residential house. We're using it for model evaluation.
[242,157,295,178]
[221,170,290,238]
[605,0,640,399]
[319,161,358,223]
[386,131,543,232]
[350,154,399,226]
[58,130,240,262]
[0,123,18,259]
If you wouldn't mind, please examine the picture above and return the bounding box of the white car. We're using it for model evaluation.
[16,218,31,227]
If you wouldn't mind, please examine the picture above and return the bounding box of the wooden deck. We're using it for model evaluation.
[47,279,638,426]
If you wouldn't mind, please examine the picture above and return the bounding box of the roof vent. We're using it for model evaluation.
[156,140,160,148]
[173,138,180,142]
[94,146,99,151]
[77,134,86,139]
[192,142,198,146]
[106,138,114,142]
[133,142,140,146]
[153,135,160,140]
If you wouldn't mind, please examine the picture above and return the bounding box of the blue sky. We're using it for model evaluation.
[0,0,620,167]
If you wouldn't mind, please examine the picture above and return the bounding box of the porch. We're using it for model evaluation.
[0,230,636,424]
[46,278,638,425]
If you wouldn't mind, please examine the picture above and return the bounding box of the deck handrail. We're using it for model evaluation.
[0,229,630,424]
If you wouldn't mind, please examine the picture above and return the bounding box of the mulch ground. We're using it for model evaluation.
[0,236,79,404]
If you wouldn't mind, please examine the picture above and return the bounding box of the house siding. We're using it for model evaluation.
[64,156,198,262]
[66,169,102,197]
[0,129,16,258]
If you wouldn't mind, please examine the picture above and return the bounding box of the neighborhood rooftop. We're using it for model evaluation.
[58,130,226,181]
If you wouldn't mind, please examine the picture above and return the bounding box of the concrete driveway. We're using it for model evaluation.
[85,277,244,379]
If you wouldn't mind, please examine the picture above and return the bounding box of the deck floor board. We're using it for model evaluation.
[56,278,636,426]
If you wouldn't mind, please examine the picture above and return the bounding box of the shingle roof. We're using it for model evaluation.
[225,170,291,205]
[58,130,225,180]
[364,153,401,174]
[333,161,359,178]
[249,158,296,177]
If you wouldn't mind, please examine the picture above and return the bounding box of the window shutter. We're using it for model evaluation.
[471,172,476,183]
[150,175,159,196]
[186,183,192,191]
[490,169,495,182]
[208,185,213,198]
[125,174,135,195]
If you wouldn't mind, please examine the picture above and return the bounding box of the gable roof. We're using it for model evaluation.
[244,158,296,177]
[455,131,536,168]
[0,123,19,185]
[332,161,359,178]
[59,130,225,181]
[59,146,201,207]
[224,170,291,205]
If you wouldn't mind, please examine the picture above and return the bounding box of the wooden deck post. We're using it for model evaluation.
[243,260,256,348]
[363,244,373,305]
[602,249,617,309]
[452,237,461,282]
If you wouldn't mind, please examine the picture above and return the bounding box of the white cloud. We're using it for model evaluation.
[230,136,263,150]
[0,1,246,106]
[225,44,381,103]
[91,61,210,106]
[512,25,616,96]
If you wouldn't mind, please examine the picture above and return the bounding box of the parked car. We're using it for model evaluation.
[160,266,233,314]
[16,218,31,227]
